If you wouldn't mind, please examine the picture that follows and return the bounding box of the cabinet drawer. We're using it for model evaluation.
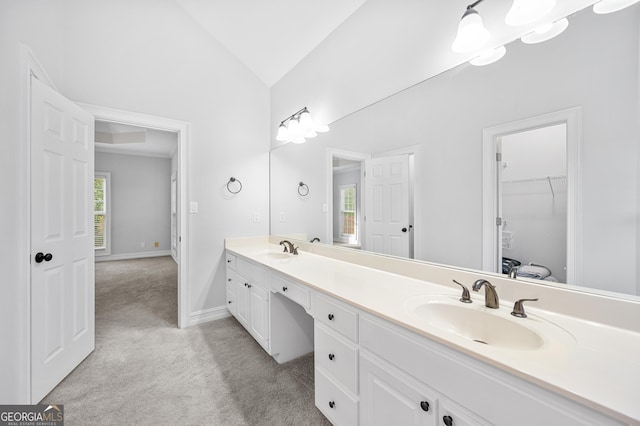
[271,274,310,309]
[315,366,358,426]
[237,257,266,288]
[315,322,358,395]
[225,252,237,270]
[439,398,491,426]
[314,294,358,342]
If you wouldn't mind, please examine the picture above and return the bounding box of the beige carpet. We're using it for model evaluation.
[42,256,331,426]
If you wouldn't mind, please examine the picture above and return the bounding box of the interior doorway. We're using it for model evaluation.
[81,104,191,328]
[482,107,581,284]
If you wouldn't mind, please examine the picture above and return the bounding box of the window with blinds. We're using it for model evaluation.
[94,174,108,250]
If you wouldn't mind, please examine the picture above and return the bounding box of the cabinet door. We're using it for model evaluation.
[236,278,250,327]
[249,285,269,351]
[439,398,491,426]
[226,269,238,318]
[360,351,437,426]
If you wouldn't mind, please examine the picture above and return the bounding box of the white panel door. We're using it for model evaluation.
[31,77,95,402]
[365,155,410,257]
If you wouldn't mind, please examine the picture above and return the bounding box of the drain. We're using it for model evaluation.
[473,339,488,345]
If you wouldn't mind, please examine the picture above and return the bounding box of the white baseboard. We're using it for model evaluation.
[95,250,172,262]
[188,306,231,326]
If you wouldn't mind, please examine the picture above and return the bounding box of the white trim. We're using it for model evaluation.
[19,43,60,404]
[79,103,191,329]
[188,306,232,326]
[95,250,172,262]
[482,107,582,284]
[94,171,112,256]
[94,145,173,159]
[326,148,371,246]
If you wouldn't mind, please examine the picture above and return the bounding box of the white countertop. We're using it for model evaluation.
[225,238,640,424]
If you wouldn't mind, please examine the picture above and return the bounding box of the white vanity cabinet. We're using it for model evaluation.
[359,314,624,426]
[312,293,360,426]
[225,253,270,353]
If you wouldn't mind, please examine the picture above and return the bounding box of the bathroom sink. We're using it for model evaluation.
[407,298,546,350]
[255,250,292,260]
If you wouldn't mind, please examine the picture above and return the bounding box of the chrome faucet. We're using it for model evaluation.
[279,240,299,255]
[508,267,518,279]
[472,279,499,309]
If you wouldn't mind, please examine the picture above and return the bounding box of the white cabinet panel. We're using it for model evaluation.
[315,366,358,426]
[249,285,270,352]
[314,294,358,342]
[315,321,359,395]
[360,351,438,426]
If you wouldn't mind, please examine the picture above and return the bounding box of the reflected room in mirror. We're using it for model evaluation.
[270,4,640,298]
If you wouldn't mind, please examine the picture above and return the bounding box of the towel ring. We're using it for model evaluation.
[298,181,309,197]
[227,177,242,194]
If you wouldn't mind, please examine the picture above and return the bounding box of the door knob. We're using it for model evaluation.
[402,227,408,232]
[35,252,53,263]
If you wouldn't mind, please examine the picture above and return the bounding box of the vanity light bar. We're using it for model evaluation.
[276,107,329,144]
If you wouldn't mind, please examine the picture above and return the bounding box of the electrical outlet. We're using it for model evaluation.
[154,241,159,248]
[253,212,260,223]
[190,202,198,213]
[279,212,285,222]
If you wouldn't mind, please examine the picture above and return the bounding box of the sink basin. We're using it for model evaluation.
[408,299,545,350]
[256,251,292,260]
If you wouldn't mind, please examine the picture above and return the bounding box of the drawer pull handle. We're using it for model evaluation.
[282,286,288,292]
[328,313,334,321]
[328,401,335,409]
[420,401,429,412]
[443,415,453,426]
[328,353,335,361]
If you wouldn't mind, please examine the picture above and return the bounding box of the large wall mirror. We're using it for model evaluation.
[270,4,640,299]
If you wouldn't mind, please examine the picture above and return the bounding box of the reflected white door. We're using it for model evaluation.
[31,77,95,402]
[364,155,410,257]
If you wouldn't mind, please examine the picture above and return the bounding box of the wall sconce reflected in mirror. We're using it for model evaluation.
[226,177,242,194]
[298,181,309,197]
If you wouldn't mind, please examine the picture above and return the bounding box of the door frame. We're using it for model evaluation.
[482,107,582,284]
[326,148,371,246]
[80,103,191,329]
[19,44,191,403]
[19,43,59,403]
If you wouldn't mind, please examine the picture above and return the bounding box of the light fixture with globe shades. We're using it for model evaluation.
[276,107,329,144]
[451,0,491,53]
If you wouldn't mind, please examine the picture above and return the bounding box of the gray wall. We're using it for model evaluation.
[95,152,171,258]
[95,152,171,257]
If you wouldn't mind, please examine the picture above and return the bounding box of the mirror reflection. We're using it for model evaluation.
[270,5,640,297]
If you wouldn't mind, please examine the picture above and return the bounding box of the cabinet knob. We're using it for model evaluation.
[443,415,453,426]
[328,401,335,409]
[420,401,429,412]
[227,259,231,263]
[282,286,288,292]
[247,284,252,288]
[328,353,335,361]
[328,313,334,321]
[228,301,232,304]
[228,278,231,282]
